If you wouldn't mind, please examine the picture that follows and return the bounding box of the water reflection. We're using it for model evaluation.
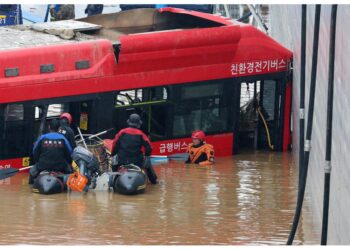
[0,152,319,245]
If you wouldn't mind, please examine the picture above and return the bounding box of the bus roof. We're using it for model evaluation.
[0,7,292,104]
[0,7,234,50]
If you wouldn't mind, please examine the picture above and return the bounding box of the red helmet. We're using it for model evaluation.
[59,112,72,125]
[191,130,205,141]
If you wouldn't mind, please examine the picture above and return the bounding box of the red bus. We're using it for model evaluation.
[0,7,292,170]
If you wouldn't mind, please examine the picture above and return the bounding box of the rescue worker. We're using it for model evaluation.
[185,130,215,166]
[29,119,73,184]
[111,113,158,184]
[49,4,75,21]
[58,112,76,149]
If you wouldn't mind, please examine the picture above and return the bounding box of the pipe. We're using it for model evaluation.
[287,5,321,245]
[299,4,307,187]
[321,5,337,245]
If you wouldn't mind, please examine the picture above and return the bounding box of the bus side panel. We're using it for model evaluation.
[151,132,233,157]
[0,158,28,170]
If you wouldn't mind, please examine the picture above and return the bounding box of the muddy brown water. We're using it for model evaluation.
[0,151,319,245]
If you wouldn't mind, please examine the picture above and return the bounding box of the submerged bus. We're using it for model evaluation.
[0,7,292,169]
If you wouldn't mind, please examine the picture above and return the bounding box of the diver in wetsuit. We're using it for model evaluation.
[29,119,73,184]
[111,113,158,184]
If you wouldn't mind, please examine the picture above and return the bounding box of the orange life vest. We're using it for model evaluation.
[186,143,215,166]
[66,172,88,192]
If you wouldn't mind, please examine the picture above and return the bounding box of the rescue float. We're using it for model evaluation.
[36,145,149,195]
[0,141,149,195]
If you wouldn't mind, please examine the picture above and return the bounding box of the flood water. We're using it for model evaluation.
[0,151,319,245]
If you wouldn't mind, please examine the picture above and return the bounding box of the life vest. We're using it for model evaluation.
[66,172,88,192]
[187,143,215,166]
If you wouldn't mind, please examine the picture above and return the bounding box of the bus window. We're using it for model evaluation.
[258,79,279,149]
[181,83,222,99]
[113,86,171,141]
[33,104,66,137]
[238,79,281,150]
[173,81,229,137]
[116,88,167,107]
[239,81,260,149]
[5,104,24,121]
[1,103,26,158]
[35,104,64,119]
[261,80,276,122]
[116,89,143,106]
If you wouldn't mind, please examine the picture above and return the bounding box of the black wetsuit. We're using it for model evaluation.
[58,124,76,148]
[30,132,73,182]
[111,127,152,168]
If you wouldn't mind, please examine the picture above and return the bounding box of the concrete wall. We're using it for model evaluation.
[270,4,350,245]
